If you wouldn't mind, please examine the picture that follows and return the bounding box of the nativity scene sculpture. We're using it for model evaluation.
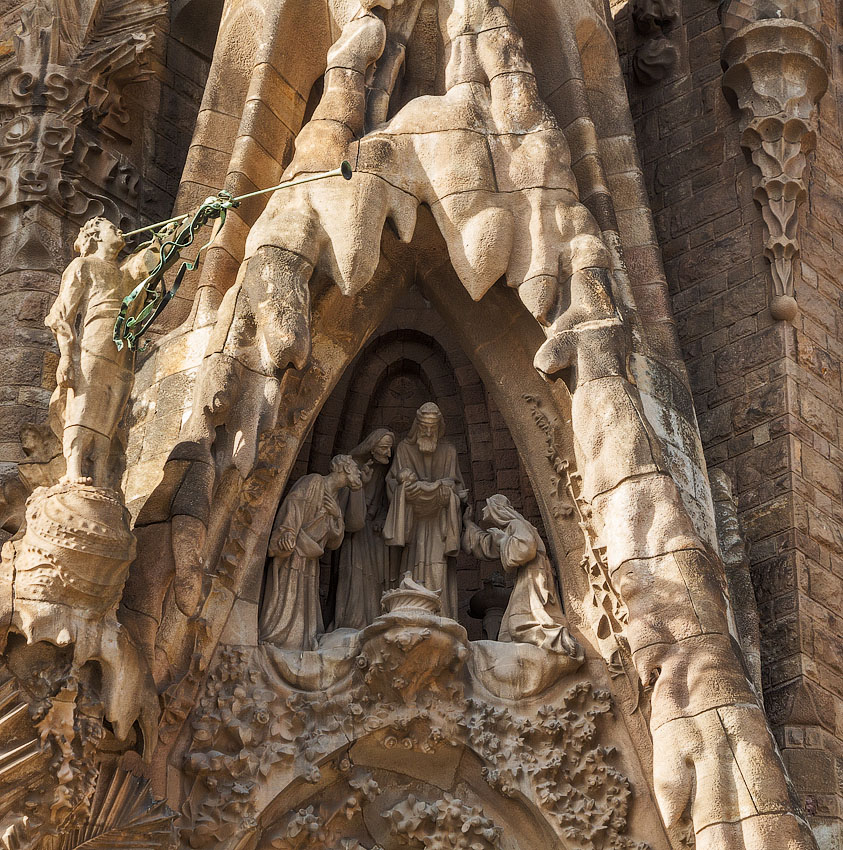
[257,407,582,661]
[0,0,824,844]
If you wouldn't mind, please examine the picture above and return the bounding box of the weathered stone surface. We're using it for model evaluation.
[3,0,841,847]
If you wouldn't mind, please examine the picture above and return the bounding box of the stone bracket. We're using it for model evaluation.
[721,16,829,321]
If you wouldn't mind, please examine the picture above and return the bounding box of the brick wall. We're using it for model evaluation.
[614,0,843,844]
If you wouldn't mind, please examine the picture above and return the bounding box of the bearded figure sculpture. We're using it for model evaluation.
[384,404,466,619]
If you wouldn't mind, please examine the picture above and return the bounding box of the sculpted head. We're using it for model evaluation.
[353,428,394,466]
[408,402,445,455]
[482,494,521,526]
[74,217,125,260]
[330,454,363,490]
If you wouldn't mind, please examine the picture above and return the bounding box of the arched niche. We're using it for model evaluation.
[283,293,548,637]
[148,213,655,824]
[200,210,587,652]
[255,742,564,850]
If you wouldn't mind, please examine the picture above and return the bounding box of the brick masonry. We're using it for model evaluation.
[613,0,843,844]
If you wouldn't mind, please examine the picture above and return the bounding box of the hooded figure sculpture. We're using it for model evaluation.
[463,494,582,658]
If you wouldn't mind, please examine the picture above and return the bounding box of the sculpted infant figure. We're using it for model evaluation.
[260,455,363,650]
[46,217,158,488]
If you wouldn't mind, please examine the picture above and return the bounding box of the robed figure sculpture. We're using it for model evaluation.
[333,428,395,629]
[384,403,466,619]
[260,455,362,650]
[463,494,582,658]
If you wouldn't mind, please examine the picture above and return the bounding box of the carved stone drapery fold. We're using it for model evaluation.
[721,17,828,321]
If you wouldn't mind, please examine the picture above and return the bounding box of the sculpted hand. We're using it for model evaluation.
[405,481,422,500]
[323,493,341,517]
[270,529,297,555]
[360,460,374,485]
[56,357,75,389]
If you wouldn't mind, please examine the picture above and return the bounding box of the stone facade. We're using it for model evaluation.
[0,0,841,849]
[614,0,843,844]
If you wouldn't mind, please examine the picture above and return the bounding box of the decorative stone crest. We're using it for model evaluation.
[721,11,828,321]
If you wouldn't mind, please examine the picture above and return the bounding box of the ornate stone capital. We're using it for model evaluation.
[722,18,829,321]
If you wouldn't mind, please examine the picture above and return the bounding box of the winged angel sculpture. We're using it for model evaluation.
[152,0,819,846]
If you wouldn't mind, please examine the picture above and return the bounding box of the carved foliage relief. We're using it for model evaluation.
[180,611,647,850]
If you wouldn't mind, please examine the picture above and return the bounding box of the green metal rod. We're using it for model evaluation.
[122,161,353,238]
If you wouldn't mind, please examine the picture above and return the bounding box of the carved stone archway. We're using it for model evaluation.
[178,576,658,850]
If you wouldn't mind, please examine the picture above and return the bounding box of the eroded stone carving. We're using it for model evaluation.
[179,0,619,488]
[0,424,62,543]
[463,495,583,658]
[260,455,363,649]
[721,14,828,321]
[263,768,382,850]
[164,0,820,827]
[524,394,630,678]
[334,428,396,630]
[0,661,174,850]
[384,403,466,619]
[0,218,163,848]
[21,0,820,844]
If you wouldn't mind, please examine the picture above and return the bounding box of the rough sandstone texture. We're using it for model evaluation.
[613,0,843,845]
[0,0,841,849]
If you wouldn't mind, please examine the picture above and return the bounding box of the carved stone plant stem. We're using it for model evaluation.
[722,18,828,321]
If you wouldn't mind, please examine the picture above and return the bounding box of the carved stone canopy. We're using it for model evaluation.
[721,17,828,321]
